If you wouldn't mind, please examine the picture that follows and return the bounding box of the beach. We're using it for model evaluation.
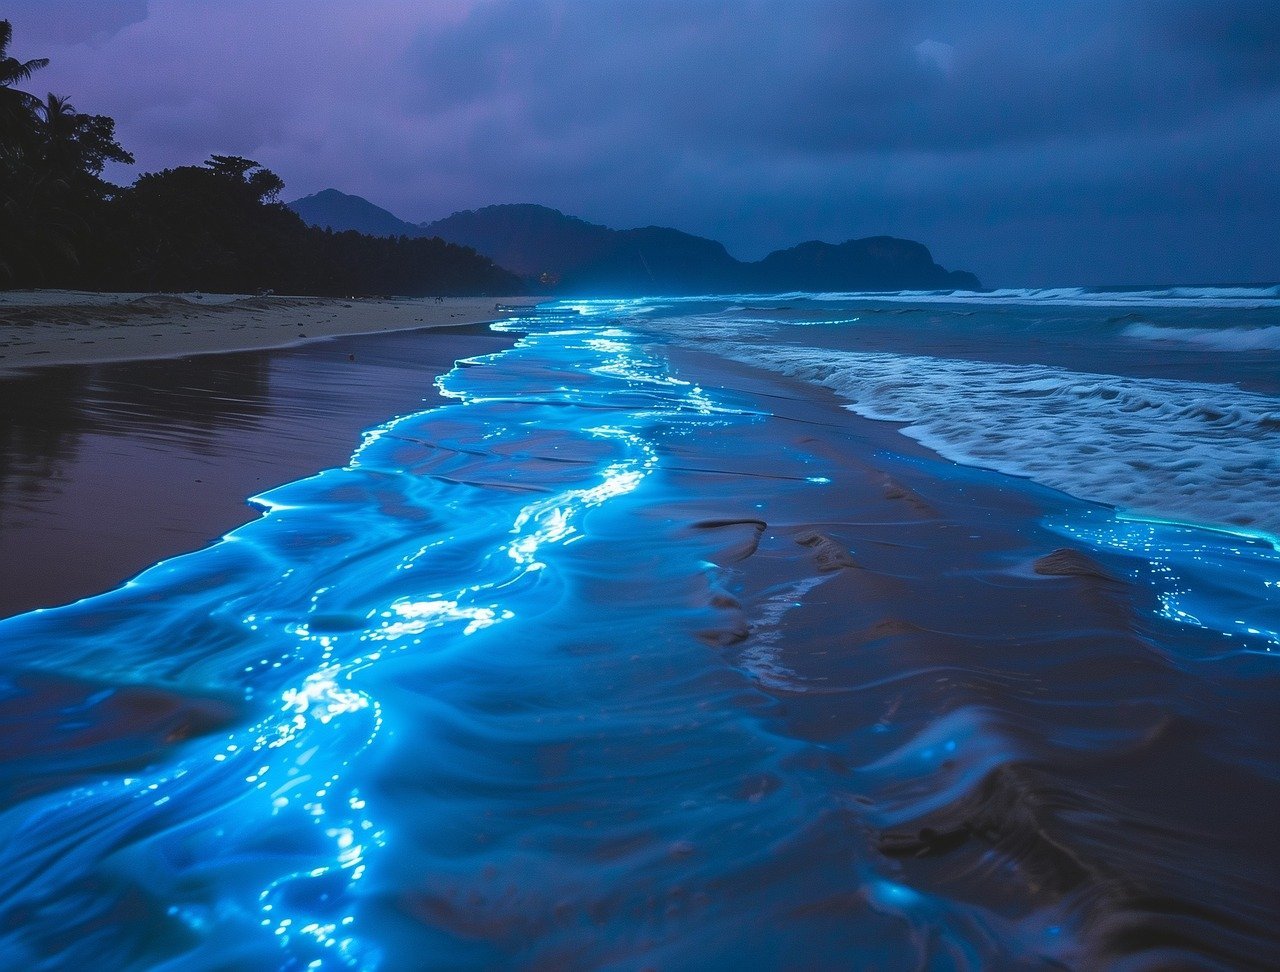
[3,0,1275,965]
[0,305,521,618]
[0,293,1277,968]
[0,290,538,372]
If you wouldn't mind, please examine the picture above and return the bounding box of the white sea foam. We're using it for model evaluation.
[718,344,1280,536]
[1122,323,1280,352]
[774,285,1280,309]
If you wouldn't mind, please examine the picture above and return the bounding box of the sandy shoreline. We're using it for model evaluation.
[2,303,1277,966]
[0,324,519,619]
[0,290,540,371]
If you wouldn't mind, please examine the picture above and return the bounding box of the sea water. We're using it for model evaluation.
[629,285,1280,535]
[0,290,1277,969]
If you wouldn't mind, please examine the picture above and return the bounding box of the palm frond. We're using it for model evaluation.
[1,55,49,85]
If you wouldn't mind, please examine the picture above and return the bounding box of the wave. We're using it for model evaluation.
[779,284,1280,308]
[552,286,1280,314]
[1122,322,1280,351]
[715,344,1280,536]
[0,319,751,968]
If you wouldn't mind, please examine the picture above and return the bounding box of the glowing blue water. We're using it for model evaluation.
[0,312,801,968]
[2,298,1278,968]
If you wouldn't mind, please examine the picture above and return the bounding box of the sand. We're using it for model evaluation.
[0,325,519,618]
[0,290,540,371]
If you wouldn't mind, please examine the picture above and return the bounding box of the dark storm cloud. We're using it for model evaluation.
[412,0,1280,152]
[7,1,1278,284]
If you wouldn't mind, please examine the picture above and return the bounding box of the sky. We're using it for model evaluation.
[6,1,1279,286]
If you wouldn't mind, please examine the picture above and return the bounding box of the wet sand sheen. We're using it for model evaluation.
[0,324,516,618]
[662,344,1280,968]
[0,291,538,371]
[0,307,1277,968]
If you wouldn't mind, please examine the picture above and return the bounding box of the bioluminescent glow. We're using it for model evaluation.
[0,304,783,969]
[1051,512,1280,656]
[1,292,1277,968]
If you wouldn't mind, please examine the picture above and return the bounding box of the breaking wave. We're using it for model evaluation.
[786,284,1280,308]
[719,344,1280,536]
[1122,322,1280,351]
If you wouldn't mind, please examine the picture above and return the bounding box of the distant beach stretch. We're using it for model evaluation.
[0,291,537,371]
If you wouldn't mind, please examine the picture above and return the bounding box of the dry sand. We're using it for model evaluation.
[0,290,540,371]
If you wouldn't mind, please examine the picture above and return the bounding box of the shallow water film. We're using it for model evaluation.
[1,293,1279,970]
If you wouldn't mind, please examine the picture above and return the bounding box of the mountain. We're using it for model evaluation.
[424,205,743,292]
[291,191,982,292]
[287,189,430,239]
[753,237,980,292]
[424,204,981,293]
[419,203,615,280]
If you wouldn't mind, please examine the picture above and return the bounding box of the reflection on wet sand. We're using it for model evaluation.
[0,326,514,618]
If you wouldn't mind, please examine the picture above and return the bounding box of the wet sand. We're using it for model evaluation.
[0,290,536,371]
[659,344,1280,968]
[0,324,517,618]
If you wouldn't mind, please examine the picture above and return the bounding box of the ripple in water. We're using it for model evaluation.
[0,312,779,968]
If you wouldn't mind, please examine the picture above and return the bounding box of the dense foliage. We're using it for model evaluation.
[0,21,519,296]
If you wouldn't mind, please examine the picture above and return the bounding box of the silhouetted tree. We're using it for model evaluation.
[38,94,133,192]
[1,19,521,297]
[2,20,55,284]
[92,157,519,295]
[97,158,300,291]
[1,24,133,285]
[0,19,46,140]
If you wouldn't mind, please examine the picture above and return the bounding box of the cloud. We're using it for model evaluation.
[5,0,1278,285]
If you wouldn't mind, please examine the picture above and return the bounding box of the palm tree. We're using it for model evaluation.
[1,20,48,139]
[0,21,47,88]
[1,26,73,286]
[0,25,133,287]
[36,92,133,187]
[39,94,78,170]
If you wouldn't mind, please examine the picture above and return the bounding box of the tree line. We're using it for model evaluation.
[0,21,520,296]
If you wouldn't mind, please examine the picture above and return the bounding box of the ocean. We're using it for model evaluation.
[629,285,1280,535]
[0,288,1277,969]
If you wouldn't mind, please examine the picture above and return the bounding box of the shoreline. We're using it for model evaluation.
[3,310,1275,967]
[1,303,1277,967]
[0,323,519,619]
[0,290,540,372]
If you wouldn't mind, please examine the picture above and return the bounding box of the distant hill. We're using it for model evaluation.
[288,189,431,239]
[423,205,743,292]
[425,205,982,293]
[753,237,980,292]
[291,191,981,293]
[421,203,615,280]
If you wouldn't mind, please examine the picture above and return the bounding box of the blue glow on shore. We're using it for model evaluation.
[1,294,1276,968]
[1050,511,1280,656]
[0,306,767,968]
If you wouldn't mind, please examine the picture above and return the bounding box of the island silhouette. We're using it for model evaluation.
[291,190,982,295]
